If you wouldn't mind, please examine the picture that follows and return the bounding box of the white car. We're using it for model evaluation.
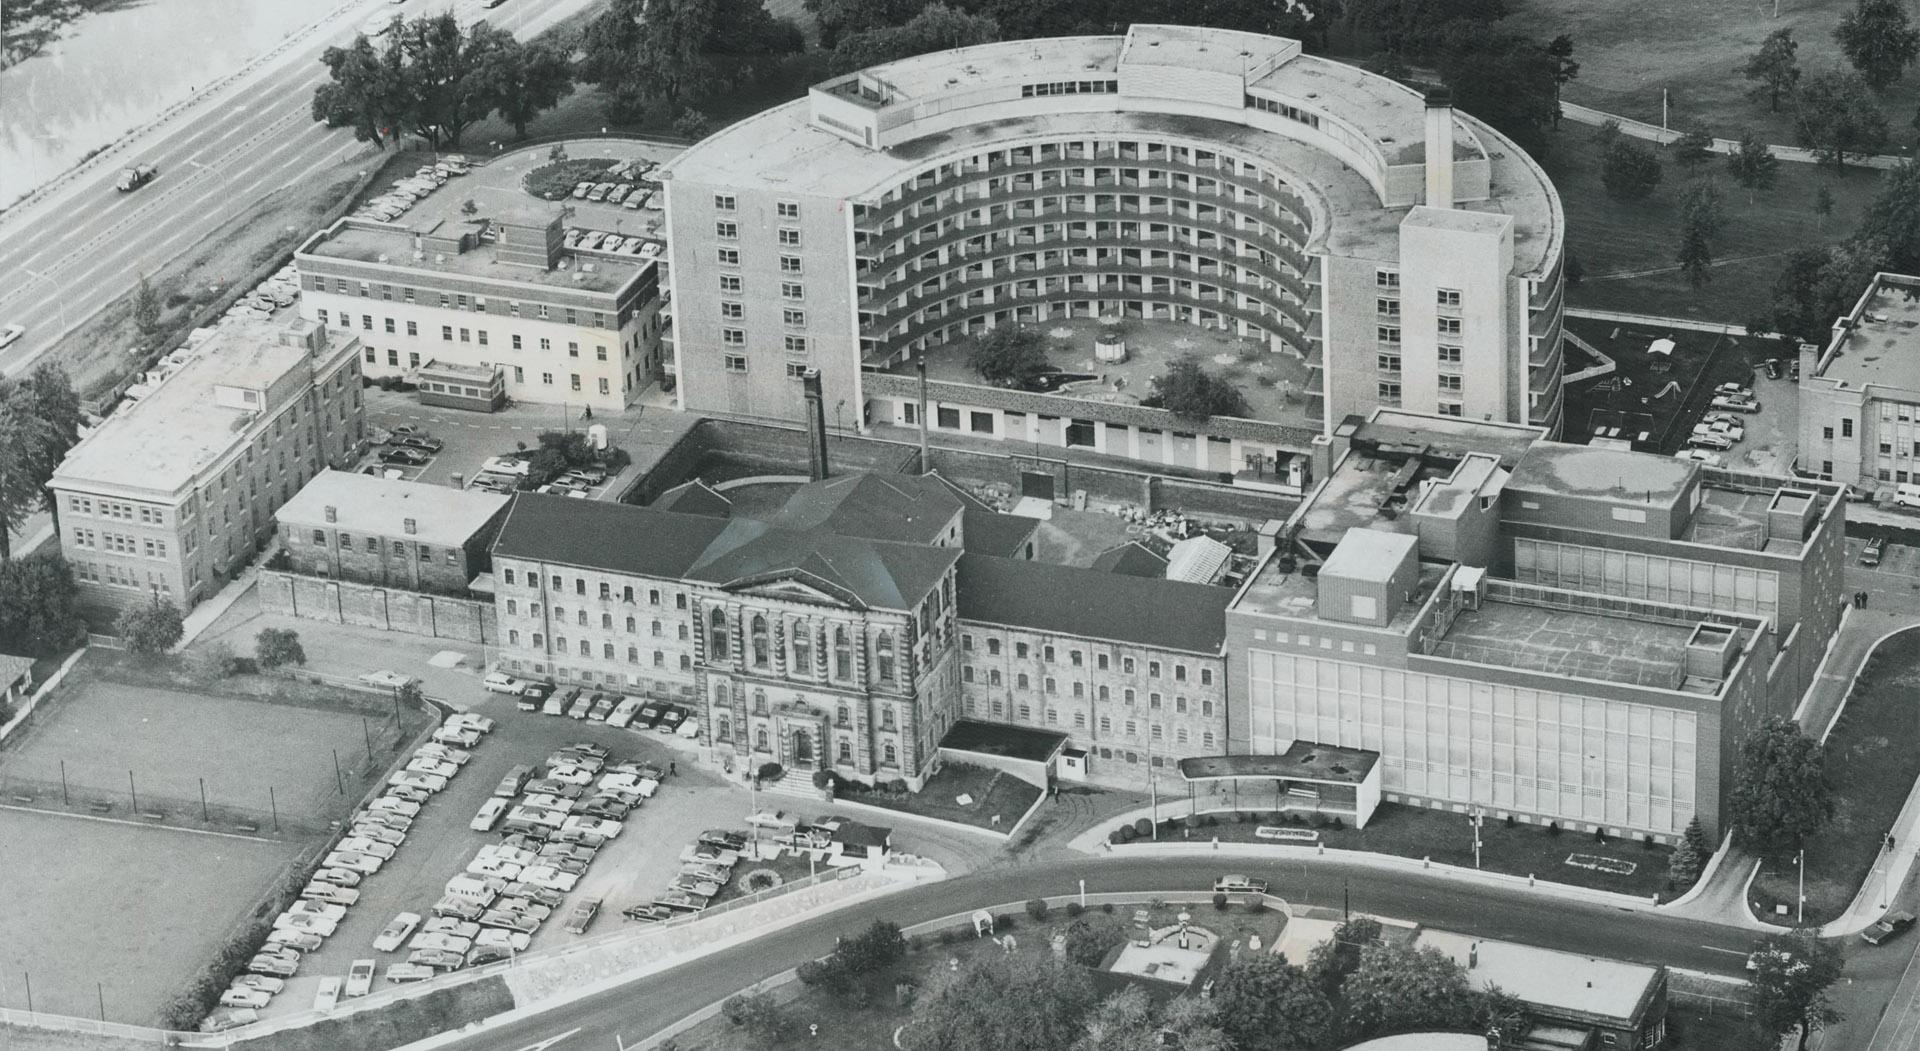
[598,773,657,797]
[373,912,423,952]
[471,797,509,832]
[368,797,421,818]
[1687,432,1734,451]
[410,932,473,955]
[349,824,406,847]
[265,928,323,953]
[272,913,338,938]
[474,927,531,952]
[607,698,642,728]
[407,757,460,780]
[477,844,537,867]
[1674,448,1724,466]
[311,867,363,888]
[219,987,271,1010]
[357,808,413,831]
[445,712,496,734]
[285,900,348,923]
[415,743,473,766]
[516,865,580,892]
[484,672,530,695]
[345,959,376,998]
[230,974,285,995]
[389,770,449,793]
[433,726,482,748]
[425,917,481,939]
[547,765,594,787]
[302,882,361,907]
[324,850,385,875]
[337,837,398,860]
[385,783,433,804]
[466,856,523,880]
[523,793,576,815]
[561,816,622,839]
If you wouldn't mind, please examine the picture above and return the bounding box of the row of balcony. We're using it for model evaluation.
[866,289,1312,365]
[858,180,1310,247]
[859,241,1315,312]
[859,217,1312,289]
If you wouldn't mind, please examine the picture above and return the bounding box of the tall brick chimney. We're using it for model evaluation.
[803,368,830,481]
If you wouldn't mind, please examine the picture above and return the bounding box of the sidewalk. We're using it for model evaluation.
[1560,101,1911,171]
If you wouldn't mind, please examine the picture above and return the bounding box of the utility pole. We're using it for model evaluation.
[1797,849,1806,924]
[1470,807,1484,869]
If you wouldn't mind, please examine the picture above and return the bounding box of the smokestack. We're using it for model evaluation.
[1424,87,1454,210]
[803,368,830,481]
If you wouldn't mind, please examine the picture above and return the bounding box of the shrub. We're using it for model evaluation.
[1327,816,1343,830]
[1203,813,1219,827]
[1504,814,1517,829]
[1025,898,1050,920]
[254,627,306,669]
[1643,834,1656,850]
[1548,821,1562,837]
[937,928,962,945]
[812,769,836,790]
[1063,919,1126,966]
[1594,828,1608,843]
[993,914,1016,932]
[741,869,783,893]
[757,762,784,782]
[1109,829,1127,845]
[1065,901,1085,917]
[1213,892,1229,911]
[1133,818,1153,837]
[1101,903,1115,914]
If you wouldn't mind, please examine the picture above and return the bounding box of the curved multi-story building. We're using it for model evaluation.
[663,24,1565,476]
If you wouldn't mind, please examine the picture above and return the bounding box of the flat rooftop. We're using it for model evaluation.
[1347,409,1548,468]
[1419,929,1660,1024]
[1321,527,1414,583]
[1508,441,1696,506]
[938,720,1067,763]
[301,141,677,295]
[1684,484,1799,553]
[1429,590,1732,692]
[278,470,509,548]
[54,322,342,495]
[1233,550,1446,626]
[1816,275,1920,393]
[1178,740,1378,783]
[1293,451,1446,547]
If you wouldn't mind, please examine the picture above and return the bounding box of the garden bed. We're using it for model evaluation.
[1750,628,1920,925]
[522,157,619,200]
[1110,803,1676,899]
[836,762,1042,832]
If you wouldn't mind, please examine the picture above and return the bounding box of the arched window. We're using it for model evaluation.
[708,607,728,660]
[875,631,895,683]
[838,740,852,763]
[717,716,731,743]
[791,621,813,676]
[714,682,730,708]
[601,613,612,629]
[752,689,767,715]
[837,704,850,727]
[883,743,897,765]
[833,625,853,681]
[625,616,636,633]
[751,614,770,669]
[755,728,769,752]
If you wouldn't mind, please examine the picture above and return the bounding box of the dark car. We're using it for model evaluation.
[381,447,431,466]
[1763,358,1782,380]
[577,798,632,821]
[654,706,688,734]
[623,903,675,923]
[699,829,749,852]
[1862,536,1886,568]
[1863,912,1915,945]
[394,435,444,452]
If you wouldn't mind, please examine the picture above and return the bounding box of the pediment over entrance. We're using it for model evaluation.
[724,572,864,609]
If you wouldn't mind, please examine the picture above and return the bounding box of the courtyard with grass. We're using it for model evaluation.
[1750,627,1920,925]
[1112,803,1677,900]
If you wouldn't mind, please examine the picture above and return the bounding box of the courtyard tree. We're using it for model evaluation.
[1729,718,1834,853]
[1600,136,1663,201]
[1835,0,1920,91]
[0,552,86,656]
[1793,70,1890,170]
[397,15,512,148]
[1750,931,1843,1049]
[1155,355,1251,422]
[0,381,59,563]
[1744,28,1801,112]
[967,325,1051,387]
[1858,159,1920,273]
[1071,987,1230,1051]
[720,990,793,1045]
[1305,915,1383,996]
[903,953,1097,1051]
[1726,132,1779,202]
[1668,815,1711,888]
[481,37,575,140]
[1209,952,1334,1051]
[117,597,185,659]
[255,628,306,670]
[1340,943,1482,1041]
[579,0,803,125]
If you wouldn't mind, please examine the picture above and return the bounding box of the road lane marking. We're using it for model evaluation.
[512,1028,581,1051]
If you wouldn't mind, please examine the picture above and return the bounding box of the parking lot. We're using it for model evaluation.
[353,386,697,501]
[248,690,764,1020]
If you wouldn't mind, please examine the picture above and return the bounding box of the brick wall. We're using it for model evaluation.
[258,570,496,643]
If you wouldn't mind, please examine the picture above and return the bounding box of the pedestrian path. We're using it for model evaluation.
[1560,102,1911,170]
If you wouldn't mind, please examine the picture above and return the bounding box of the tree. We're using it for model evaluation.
[133,275,162,342]
[1340,943,1483,1041]
[1069,987,1232,1051]
[1729,718,1834,853]
[1815,183,1836,226]
[1759,241,1884,343]
[255,628,306,670]
[312,34,409,148]
[672,108,713,140]
[0,552,86,656]
[1208,952,1334,1051]
[805,0,928,48]
[481,38,574,140]
[1669,815,1711,887]
[0,383,57,563]
[1726,132,1779,202]
[1835,0,1920,91]
[1601,135,1663,201]
[1545,33,1578,126]
[1744,28,1800,112]
[1749,932,1843,1049]
[1338,0,1510,56]
[1305,915,1382,996]
[833,4,1001,74]
[1858,159,1920,273]
[904,953,1097,1051]
[1670,127,1714,167]
[580,0,803,124]
[1677,180,1724,288]
[1061,918,1125,967]
[1438,31,1561,159]
[397,15,511,148]
[116,598,185,659]
[967,325,1051,387]
[720,990,792,1045]
[1794,70,1890,170]
[1155,355,1251,421]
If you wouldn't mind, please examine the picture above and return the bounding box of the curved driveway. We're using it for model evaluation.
[443,855,1765,1051]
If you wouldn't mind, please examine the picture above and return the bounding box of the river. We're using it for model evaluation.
[0,0,341,205]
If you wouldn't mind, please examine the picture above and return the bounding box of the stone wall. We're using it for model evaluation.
[258,570,496,643]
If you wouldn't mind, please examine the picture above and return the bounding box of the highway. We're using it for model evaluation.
[0,0,600,379]
[437,855,1782,1051]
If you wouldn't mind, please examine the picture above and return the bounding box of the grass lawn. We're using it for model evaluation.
[839,762,1043,832]
[1751,627,1920,925]
[670,901,1284,1050]
[1504,0,1920,152]
[717,850,823,906]
[1541,123,1886,324]
[228,977,515,1051]
[1134,804,1677,899]
[1665,1002,1769,1051]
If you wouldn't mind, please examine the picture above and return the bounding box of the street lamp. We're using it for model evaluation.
[1797,848,1806,924]
[1469,807,1484,870]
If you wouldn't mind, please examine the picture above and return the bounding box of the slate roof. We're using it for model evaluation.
[771,473,964,544]
[962,505,1041,558]
[493,496,731,580]
[651,480,734,519]
[1090,541,1169,578]
[956,554,1231,654]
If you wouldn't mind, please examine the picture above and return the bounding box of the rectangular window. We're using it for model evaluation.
[1438,374,1463,392]
[778,228,801,246]
[784,335,807,355]
[786,362,808,378]
[1377,326,1400,345]
[1438,317,1462,337]
[1377,381,1401,402]
[1375,269,1400,288]
[1437,288,1462,307]
[715,221,738,239]
[724,355,748,373]
[783,308,806,327]
[723,328,746,346]
[713,194,736,211]
[720,275,743,294]
[1843,419,1854,438]
[721,302,744,319]
[777,201,799,219]
[1438,346,1463,364]
[1376,298,1400,317]
[1377,354,1400,372]
[781,282,804,300]
[779,255,802,273]
[718,247,739,266]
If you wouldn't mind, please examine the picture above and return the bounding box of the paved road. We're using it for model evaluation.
[434,855,1786,1051]
[0,0,599,379]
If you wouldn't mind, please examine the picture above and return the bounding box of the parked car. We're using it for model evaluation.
[384,783,432,804]
[523,793,577,815]
[312,976,343,1012]
[432,726,482,748]
[410,932,474,955]
[547,765,595,787]
[302,882,361,907]
[564,897,603,934]
[524,778,586,799]
[385,963,436,984]
[475,927,532,952]
[408,757,460,780]
[358,806,414,828]
[516,682,555,712]
[517,866,581,892]
[265,929,323,953]
[273,913,338,938]
[654,706,689,734]
[562,816,623,839]
[433,897,486,921]
[494,897,554,922]
[311,867,364,888]
[381,447,431,466]
[345,959,376,998]
[479,909,540,934]
[415,743,473,766]
[465,944,514,967]
[577,797,632,821]
[552,828,609,849]
[471,797,510,832]
[373,913,423,952]
[634,703,666,730]
[407,948,466,971]
[566,693,595,719]
[654,891,707,914]
[502,883,566,909]
[484,672,531,695]
[425,917,482,939]
[285,900,348,923]
[1213,875,1268,894]
[337,837,398,860]
[446,712,496,734]
[1862,536,1887,568]
[624,903,675,923]
[1709,395,1761,414]
[607,697,643,728]
[324,850,385,874]
[541,689,570,716]
[495,764,537,798]
[350,824,406,847]
[1763,358,1782,380]
[467,856,523,880]
[1673,448,1724,466]
[1686,433,1734,451]
[588,694,617,721]
[247,954,299,977]
[564,742,609,761]
[700,829,749,853]
[1863,911,1916,945]
[394,435,444,453]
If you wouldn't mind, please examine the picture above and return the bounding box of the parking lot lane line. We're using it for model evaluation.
[0,802,279,843]
[512,1029,582,1051]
